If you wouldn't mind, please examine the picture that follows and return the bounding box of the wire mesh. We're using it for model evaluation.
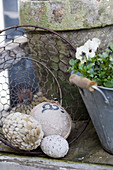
[0,25,89,155]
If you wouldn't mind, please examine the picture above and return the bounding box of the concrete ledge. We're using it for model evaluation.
[18,0,113,31]
[0,154,113,170]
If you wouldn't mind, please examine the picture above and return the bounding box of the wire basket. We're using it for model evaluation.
[0,25,89,155]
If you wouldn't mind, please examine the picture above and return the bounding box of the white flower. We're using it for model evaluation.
[76,46,87,64]
[75,38,101,64]
[92,38,101,46]
[83,38,101,58]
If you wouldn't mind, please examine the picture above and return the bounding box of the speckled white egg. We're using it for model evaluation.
[40,135,69,158]
[2,112,44,151]
[30,102,72,138]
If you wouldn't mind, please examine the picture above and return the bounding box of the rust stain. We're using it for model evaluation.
[53,8,65,18]
[39,6,44,13]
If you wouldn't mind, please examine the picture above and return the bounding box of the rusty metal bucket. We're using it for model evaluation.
[79,86,113,154]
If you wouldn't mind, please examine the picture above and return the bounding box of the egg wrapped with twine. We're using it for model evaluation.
[2,112,44,151]
[30,102,72,139]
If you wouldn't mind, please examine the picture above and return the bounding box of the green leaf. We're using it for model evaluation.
[104,81,113,88]
[86,63,95,69]
[109,44,113,51]
[111,79,113,84]
[101,52,108,59]
[69,59,76,66]
[105,49,112,53]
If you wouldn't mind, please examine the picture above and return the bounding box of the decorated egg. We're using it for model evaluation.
[2,112,44,151]
[30,102,72,138]
[40,135,69,158]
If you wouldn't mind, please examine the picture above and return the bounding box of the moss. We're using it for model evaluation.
[19,2,31,24]
[36,2,50,28]
[20,1,49,28]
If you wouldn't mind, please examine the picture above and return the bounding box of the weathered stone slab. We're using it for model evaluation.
[0,152,113,170]
[65,122,113,165]
[18,0,113,31]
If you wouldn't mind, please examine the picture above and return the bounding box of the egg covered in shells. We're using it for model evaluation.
[2,112,44,151]
[40,135,69,158]
[30,102,72,138]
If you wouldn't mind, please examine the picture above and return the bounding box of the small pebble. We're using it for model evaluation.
[40,135,69,158]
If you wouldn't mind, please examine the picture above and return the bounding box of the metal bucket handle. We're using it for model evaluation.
[91,85,109,104]
[69,74,109,104]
